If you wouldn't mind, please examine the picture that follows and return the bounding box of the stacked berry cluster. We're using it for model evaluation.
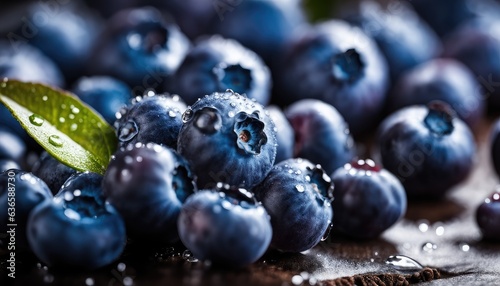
[1,0,500,272]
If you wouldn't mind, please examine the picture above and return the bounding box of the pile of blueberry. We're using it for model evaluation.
[1,0,500,270]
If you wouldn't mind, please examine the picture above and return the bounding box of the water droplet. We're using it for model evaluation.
[85,277,94,286]
[230,102,236,108]
[49,135,63,147]
[182,250,199,262]
[59,117,65,123]
[42,95,48,101]
[64,209,80,220]
[118,121,139,142]
[291,275,304,285]
[70,124,78,131]
[136,156,143,162]
[213,205,222,213]
[168,110,177,118]
[221,200,232,210]
[435,225,445,236]
[29,114,44,126]
[117,262,126,272]
[459,243,470,252]
[182,108,193,123]
[295,184,305,192]
[124,156,134,164]
[418,220,429,233]
[385,255,423,271]
[123,276,134,286]
[321,222,333,241]
[73,189,81,197]
[422,242,437,253]
[61,104,66,109]
[228,111,235,117]
[64,192,74,201]
[43,274,54,283]
[72,107,80,114]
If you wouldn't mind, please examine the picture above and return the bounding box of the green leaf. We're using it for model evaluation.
[0,79,118,175]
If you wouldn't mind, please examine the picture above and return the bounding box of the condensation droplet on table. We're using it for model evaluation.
[182,250,199,262]
[385,255,423,271]
[422,242,437,253]
[85,277,94,286]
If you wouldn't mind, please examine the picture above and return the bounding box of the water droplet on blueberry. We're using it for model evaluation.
[118,120,139,142]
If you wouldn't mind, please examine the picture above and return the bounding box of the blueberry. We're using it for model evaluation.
[489,119,500,178]
[0,127,26,164]
[0,40,64,87]
[253,158,334,252]
[148,0,216,40]
[0,160,20,173]
[0,170,52,251]
[88,7,190,94]
[475,191,500,241]
[27,172,126,269]
[267,105,294,163]
[71,76,132,125]
[114,93,187,150]
[208,0,305,69]
[177,90,277,189]
[0,40,64,149]
[178,186,272,267]
[17,2,102,83]
[167,35,271,106]
[331,159,407,239]
[388,58,484,128]
[31,152,78,195]
[103,143,196,243]
[285,99,355,175]
[406,0,474,37]
[442,17,500,109]
[344,0,441,82]
[84,0,138,18]
[275,20,389,137]
[375,101,476,199]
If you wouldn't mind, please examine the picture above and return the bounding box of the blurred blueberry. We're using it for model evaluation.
[167,35,271,106]
[31,152,78,195]
[285,99,355,175]
[71,76,132,125]
[88,6,190,95]
[1,170,52,251]
[442,17,500,110]
[476,190,500,241]
[208,0,305,69]
[388,58,484,129]
[0,127,26,164]
[405,0,475,38]
[267,105,294,163]
[344,0,441,83]
[275,20,389,137]
[375,101,476,199]
[15,1,102,83]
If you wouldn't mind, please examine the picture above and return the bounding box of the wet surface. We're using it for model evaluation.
[1,118,500,285]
